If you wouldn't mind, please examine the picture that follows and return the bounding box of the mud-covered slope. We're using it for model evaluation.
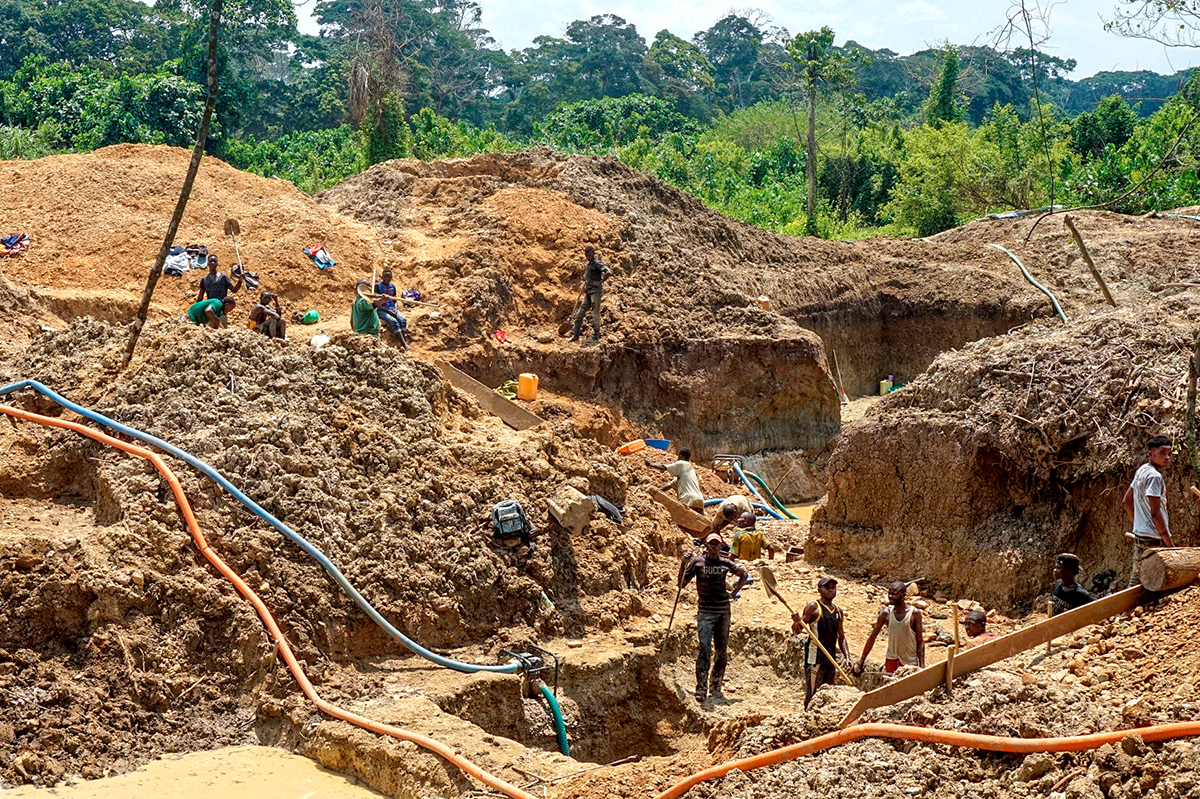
[810,298,1200,608]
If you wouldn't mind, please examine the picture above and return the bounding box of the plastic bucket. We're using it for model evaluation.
[517,373,539,401]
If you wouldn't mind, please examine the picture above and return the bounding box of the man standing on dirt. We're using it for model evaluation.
[373,268,409,351]
[1123,435,1175,586]
[855,581,924,675]
[195,254,243,302]
[569,245,610,343]
[681,532,749,702]
[646,447,704,510]
[793,576,850,706]
[712,494,753,536]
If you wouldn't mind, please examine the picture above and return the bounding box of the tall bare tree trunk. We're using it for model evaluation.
[805,85,817,236]
[122,0,223,368]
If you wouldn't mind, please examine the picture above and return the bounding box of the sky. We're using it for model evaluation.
[296,0,1200,80]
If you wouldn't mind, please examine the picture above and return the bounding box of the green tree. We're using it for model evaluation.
[694,14,771,111]
[1071,93,1138,156]
[925,44,961,125]
[785,26,856,236]
[648,30,714,120]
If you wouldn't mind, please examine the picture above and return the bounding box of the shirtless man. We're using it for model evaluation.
[855,581,925,675]
[962,610,1000,646]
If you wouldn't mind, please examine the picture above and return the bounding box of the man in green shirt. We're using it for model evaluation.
[187,296,235,328]
[351,278,385,336]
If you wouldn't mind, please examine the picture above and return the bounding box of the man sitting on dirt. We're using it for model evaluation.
[962,609,1000,647]
[855,581,924,675]
[646,447,704,510]
[712,494,753,536]
[373,268,409,350]
[569,245,610,343]
[731,511,774,561]
[186,295,236,329]
[1051,553,1094,611]
[195,253,243,302]
[793,576,851,706]
[249,291,286,339]
[1123,435,1175,586]
[681,532,749,703]
[351,278,389,337]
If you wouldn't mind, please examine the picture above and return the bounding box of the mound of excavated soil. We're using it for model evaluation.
[810,297,1200,608]
[0,320,701,785]
[0,145,385,326]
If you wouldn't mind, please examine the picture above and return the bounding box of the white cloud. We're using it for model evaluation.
[895,1,946,22]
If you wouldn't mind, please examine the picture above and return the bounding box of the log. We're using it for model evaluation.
[1063,215,1116,307]
[1138,547,1200,591]
[651,489,712,534]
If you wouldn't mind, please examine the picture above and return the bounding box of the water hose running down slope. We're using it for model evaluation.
[731,462,784,520]
[0,379,519,675]
[0,402,538,799]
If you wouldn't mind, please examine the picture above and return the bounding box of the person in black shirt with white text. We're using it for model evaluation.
[681,532,748,703]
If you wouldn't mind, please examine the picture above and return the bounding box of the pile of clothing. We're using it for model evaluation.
[164,244,210,276]
[0,232,29,257]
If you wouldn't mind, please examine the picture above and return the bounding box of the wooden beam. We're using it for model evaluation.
[1139,548,1200,591]
[839,586,1157,727]
[435,360,544,431]
[651,489,712,535]
[1063,215,1117,306]
[944,646,955,696]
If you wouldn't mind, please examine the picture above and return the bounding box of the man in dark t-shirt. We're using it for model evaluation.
[1051,553,1094,611]
[196,254,243,302]
[569,245,611,343]
[681,533,748,703]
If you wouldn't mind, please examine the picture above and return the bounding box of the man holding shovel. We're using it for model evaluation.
[793,577,851,706]
[681,533,748,703]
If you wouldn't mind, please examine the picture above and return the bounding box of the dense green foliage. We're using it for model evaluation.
[0,0,1198,239]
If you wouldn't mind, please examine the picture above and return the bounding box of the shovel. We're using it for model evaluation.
[559,288,584,337]
[760,566,856,686]
[224,218,245,270]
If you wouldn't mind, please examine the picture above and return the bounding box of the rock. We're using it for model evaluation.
[1122,647,1144,661]
[1016,752,1056,782]
[567,640,583,648]
[1120,733,1148,757]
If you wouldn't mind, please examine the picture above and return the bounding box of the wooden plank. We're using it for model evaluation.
[435,360,544,431]
[651,489,713,534]
[839,586,1155,727]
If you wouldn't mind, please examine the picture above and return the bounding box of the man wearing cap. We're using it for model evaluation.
[793,576,850,705]
[712,494,754,536]
[1051,553,1094,611]
[680,532,749,703]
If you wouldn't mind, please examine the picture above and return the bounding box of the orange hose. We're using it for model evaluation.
[0,405,538,799]
[654,716,1200,799]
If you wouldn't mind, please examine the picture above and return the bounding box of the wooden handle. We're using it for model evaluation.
[795,616,856,686]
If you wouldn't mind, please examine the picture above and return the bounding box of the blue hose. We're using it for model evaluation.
[0,379,520,675]
[702,497,781,520]
[987,243,1068,323]
[730,463,785,520]
[538,683,570,756]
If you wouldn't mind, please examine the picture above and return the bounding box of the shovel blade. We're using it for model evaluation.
[224,218,241,237]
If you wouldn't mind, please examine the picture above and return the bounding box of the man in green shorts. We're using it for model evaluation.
[187,296,236,329]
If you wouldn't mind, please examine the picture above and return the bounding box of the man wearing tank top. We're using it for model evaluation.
[854,581,924,675]
[1122,435,1175,586]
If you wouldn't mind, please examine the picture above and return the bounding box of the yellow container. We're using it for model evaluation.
[757,295,771,311]
[517,373,539,401]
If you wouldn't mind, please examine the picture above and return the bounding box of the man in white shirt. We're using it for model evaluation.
[647,448,704,510]
[1122,435,1175,586]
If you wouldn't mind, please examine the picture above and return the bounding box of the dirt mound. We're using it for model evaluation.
[0,144,385,326]
[810,298,1200,608]
[0,319,697,785]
